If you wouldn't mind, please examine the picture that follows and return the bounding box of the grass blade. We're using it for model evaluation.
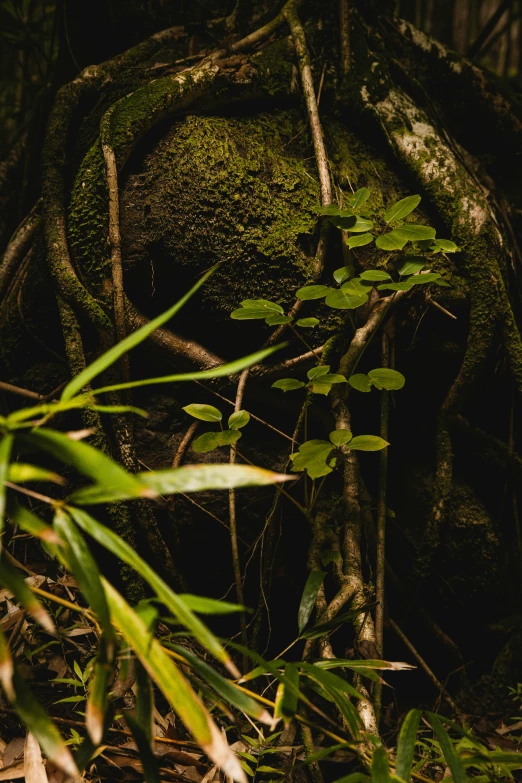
[170,644,273,725]
[124,711,161,783]
[427,712,467,783]
[103,579,246,783]
[0,626,14,700]
[0,433,13,537]
[62,266,217,401]
[0,554,55,634]
[89,343,286,396]
[68,507,240,677]
[71,464,292,504]
[298,571,325,635]
[371,746,391,782]
[395,709,421,781]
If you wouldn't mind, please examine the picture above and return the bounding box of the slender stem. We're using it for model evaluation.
[289,325,324,364]
[339,0,351,75]
[389,618,461,715]
[374,330,389,722]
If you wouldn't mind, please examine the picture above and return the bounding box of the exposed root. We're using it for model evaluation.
[0,201,40,301]
[230,0,303,53]
[125,298,224,370]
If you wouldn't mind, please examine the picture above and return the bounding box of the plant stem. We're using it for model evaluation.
[374,329,389,722]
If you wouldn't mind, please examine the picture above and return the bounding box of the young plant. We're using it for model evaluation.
[182,404,251,453]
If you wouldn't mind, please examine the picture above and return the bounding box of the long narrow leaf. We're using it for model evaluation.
[135,659,154,744]
[0,434,14,536]
[71,464,292,504]
[298,571,325,635]
[103,579,246,783]
[170,644,273,725]
[10,503,62,548]
[86,636,112,745]
[124,711,161,783]
[427,712,467,783]
[53,509,114,646]
[371,746,391,782]
[68,507,240,677]
[0,554,55,634]
[10,672,79,778]
[62,266,217,401]
[24,429,143,498]
[395,709,421,781]
[0,626,14,700]
[89,343,286,396]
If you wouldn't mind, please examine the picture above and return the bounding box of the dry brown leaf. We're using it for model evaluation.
[3,737,25,768]
[0,760,25,780]
[24,730,49,783]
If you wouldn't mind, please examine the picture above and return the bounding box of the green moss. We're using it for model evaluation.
[120,110,321,315]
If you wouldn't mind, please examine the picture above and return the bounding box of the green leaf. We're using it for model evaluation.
[307,365,330,380]
[0,434,13,536]
[345,233,374,249]
[343,216,374,232]
[431,238,460,252]
[54,509,114,646]
[348,374,372,393]
[11,503,62,547]
[427,712,467,783]
[231,308,277,320]
[192,432,221,453]
[183,404,222,422]
[228,411,250,430]
[0,626,14,701]
[279,663,299,719]
[179,595,245,614]
[103,580,246,783]
[62,266,217,401]
[8,464,65,485]
[341,278,371,296]
[296,318,320,328]
[384,195,421,223]
[67,507,239,676]
[134,659,154,742]
[215,430,242,447]
[408,272,442,285]
[359,270,392,282]
[367,368,405,390]
[71,464,291,504]
[333,266,352,285]
[393,224,436,241]
[375,232,408,251]
[90,344,286,396]
[371,746,391,782]
[316,205,352,216]
[289,440,335,479]
[124,711,160,783]
[348,188,371,209]
[0,554,55,634]
[271,379,306,392]
[298,571,326,635]
[308,374,347,396]
[240,299,283,313]
[86,640,111,745]
[329,429,353,447]
[25,429,143,499]
[398,258,426,276]
[395,709,421,781]
[377,281,413,292]
[296,285,332,300]
[324,289,368,310]
[10,672,79,778]
[348,435,389,451]
[171,645,273,725]
[265,314,292,326]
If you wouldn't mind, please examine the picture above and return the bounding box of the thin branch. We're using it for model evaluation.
[125,297,224,370]
[172,422,199,468]
[229,0,303,52]
[283,6,333,206]
[0,201,40,302]
[389,618,461,715]
[102,140,130,384]
[374,329,389,721]
[339,0,351,75]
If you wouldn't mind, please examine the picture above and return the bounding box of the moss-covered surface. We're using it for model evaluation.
[120,110,321,318]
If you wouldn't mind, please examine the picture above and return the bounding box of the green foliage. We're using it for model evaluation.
[289,431,389,479]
